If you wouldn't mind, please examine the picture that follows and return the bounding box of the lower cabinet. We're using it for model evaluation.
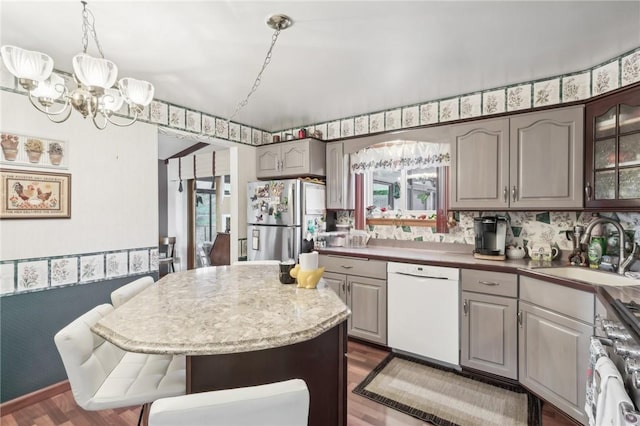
[460,269,518,380]
[321,255,387,345]
[518,276,593,425]
[461,291,518,379]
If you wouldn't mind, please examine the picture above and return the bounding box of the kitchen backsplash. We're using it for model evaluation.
[336,211,640,254]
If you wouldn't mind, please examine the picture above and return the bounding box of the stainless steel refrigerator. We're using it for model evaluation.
[247,179,325,262]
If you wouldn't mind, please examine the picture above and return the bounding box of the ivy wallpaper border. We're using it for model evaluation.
[0,246,159,297]
[1,47,638,146]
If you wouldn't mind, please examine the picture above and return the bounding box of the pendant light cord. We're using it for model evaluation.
[227,14,292,123]
[227,29,281,123]
[80,1,105,58]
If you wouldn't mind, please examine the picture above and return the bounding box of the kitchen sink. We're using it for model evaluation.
[536,267,639,287]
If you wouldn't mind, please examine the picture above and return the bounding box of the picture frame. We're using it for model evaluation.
[0,168,71,219]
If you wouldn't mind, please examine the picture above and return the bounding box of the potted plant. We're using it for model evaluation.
[1,133,19,161]
[24,138,44,163]
[47,142,64,165]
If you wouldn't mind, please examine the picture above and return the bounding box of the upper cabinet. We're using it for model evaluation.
[585,85,640,210]
[326,141,355,210]
[450,106,584,210]
[256,138,326,179]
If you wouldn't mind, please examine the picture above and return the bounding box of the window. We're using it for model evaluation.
[352,140,449,228]
[369,167,439,212]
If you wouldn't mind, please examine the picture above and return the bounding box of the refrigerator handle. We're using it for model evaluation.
[287,180,295,225]
[287,227,293,261]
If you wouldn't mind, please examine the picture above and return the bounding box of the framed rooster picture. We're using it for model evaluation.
[0,169,71,219]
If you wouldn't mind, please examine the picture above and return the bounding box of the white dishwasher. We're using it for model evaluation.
[388,262,460,367]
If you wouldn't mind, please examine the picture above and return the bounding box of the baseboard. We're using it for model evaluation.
[0,380,70,415]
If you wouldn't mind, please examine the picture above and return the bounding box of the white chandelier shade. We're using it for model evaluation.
[1,45,53,82]
[119,77,155,108]
[30,73,65,101]
[72,53,118,91]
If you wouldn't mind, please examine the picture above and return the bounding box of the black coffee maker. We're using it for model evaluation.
[473,215,508,260]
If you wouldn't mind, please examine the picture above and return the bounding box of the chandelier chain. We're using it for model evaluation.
[80,1,105,58]
[227,28,281,123]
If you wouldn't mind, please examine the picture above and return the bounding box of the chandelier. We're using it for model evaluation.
[0,1,154,130]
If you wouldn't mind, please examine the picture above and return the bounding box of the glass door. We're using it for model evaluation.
[586,86,640,210]
[195,180,216,268]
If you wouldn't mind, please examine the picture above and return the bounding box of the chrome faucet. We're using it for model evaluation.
[580,217,638,275]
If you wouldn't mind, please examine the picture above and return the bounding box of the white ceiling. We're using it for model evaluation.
[2,1,639,155]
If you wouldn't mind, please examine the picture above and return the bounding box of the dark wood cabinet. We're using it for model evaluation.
[585,84,640,210]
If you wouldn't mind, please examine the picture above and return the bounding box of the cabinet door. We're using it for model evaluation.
[347,276,387,345]
[280,140,309,176]
[256,145,281,178]
[510,106,584,209]
[518,301,591,425]
[585,85,640,209]
[460,291,517,379]
[450,118,510,209]
[324,272,346,300]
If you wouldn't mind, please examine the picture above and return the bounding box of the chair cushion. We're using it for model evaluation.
[87,353,186,410]
[148,378,309,426]
[111,276,155,307]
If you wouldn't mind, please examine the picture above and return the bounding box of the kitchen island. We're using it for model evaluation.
[92,264,350,426]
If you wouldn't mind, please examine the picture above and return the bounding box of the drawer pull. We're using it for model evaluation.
[479,280,499,286]
[340,265,353,269]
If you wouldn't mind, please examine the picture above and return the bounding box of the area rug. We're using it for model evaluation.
[353,352,538,426]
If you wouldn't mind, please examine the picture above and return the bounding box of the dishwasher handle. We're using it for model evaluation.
[392,271,450,280]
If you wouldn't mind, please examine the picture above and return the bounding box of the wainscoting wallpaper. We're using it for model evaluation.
[0,247,160,296]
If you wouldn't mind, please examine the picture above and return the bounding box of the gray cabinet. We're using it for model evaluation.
[450,106,584,210]
[450,118,510,210]
[326,141,354,210]
[321,255,387,345]
[460,269,518,379]
[518,276,594,425]
[256,138,326,178]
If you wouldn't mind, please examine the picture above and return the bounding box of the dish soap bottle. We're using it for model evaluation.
[587,238,603,269]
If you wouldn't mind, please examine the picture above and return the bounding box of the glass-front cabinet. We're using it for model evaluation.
[585,85,640,209]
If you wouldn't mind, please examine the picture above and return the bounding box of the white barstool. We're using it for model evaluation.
[148,379,309,426]
[110,276,155,307]
[54,304,186,424]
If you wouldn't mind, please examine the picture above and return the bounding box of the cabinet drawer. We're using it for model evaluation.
[461,269,517,298]
[320,255,386,280]
[520,276,595,324]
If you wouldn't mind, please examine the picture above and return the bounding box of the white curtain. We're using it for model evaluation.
[350,141,450,174]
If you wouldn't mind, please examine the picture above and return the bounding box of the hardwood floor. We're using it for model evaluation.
[1,340,580,426]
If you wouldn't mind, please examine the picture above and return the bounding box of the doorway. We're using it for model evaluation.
[190,176,231,269]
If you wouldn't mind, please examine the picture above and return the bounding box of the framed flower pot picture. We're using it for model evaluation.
[0,169,71,219]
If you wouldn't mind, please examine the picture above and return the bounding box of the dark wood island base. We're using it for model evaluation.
[187,321,348,426]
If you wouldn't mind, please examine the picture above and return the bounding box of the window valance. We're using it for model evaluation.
[350,140,450,174]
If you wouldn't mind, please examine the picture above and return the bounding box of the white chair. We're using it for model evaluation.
[54,304,186,422]
[110,276,155,307]
[232,260,280,265]
[148,379,309,426]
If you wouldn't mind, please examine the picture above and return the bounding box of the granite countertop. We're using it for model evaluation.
[91,265,350,356]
